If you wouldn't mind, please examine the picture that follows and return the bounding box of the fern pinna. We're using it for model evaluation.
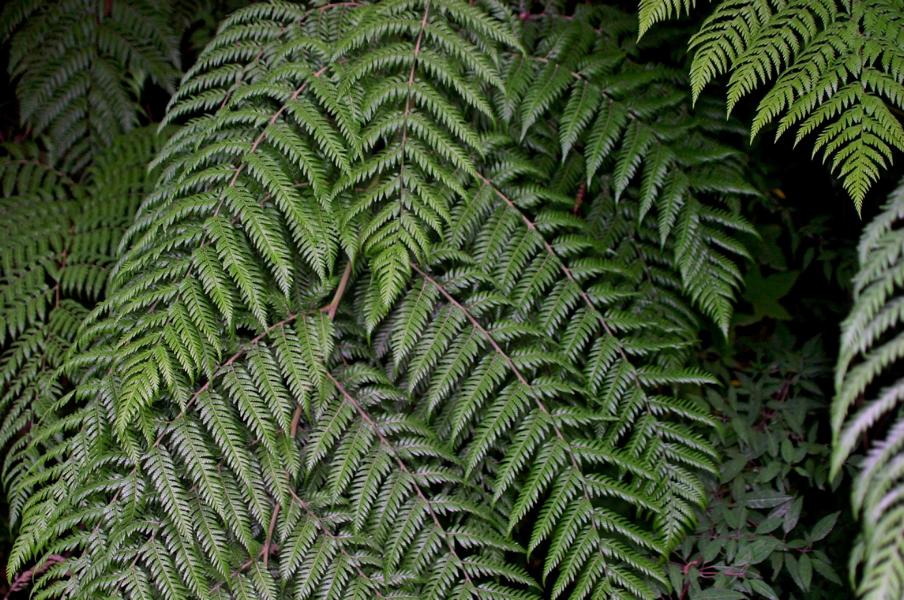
[0,1,764,599]
[503,4,758,334]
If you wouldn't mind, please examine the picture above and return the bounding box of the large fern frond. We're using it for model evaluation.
[503,4,758,333]
[372,129,718,598]
[3,4,761,599]
[8,2,536,597]
[833,176,904,600]
[330,0,519,327]
[11,308,539,598]
[110,1,358,435]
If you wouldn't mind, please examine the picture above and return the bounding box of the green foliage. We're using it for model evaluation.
[0,127,164,587]
[0,1,898,599]
[672,335,844,599]
[638,0,904,211]
[0,2,743,597]
[0,0,180,172]
[833,176,904,600]
[504,4,758,333]
[378,136,722,598]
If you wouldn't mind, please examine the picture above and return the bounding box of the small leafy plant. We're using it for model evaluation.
[671,336,844,599]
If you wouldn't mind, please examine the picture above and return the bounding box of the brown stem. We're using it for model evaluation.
[322,261,353,320]
[572,182,586,215]
[411,264,528,385]
[290,404,303,438]
[262,503,280,568]
[4,555,65,598]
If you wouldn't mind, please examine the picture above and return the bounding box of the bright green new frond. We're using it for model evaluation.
[833,176,904,600]
[637,0,699,38]
[643,0,904,209]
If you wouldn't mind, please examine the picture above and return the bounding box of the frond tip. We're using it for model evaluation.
[637,0,696,39]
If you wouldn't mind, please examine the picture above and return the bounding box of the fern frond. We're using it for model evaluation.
[7,4,533,597]
[1,127,162,559]
[642,0,904,210]
[637,0,700,38]
[2,4,767,599]
[502,6,758,332]
[110,1,359,434]
[833,176,904,600]
[332,0,518,327]
[372,131,719,598]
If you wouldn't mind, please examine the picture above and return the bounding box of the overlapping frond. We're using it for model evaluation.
[833,177,904,600]
[12,305,539,598]
[308,351,539,599]
[371,130,718,598]
[8,2,538,598]
[330,0,519,327]
[2,3,770,599]
[0,0,180,172]
[639,0,904,210]
[0,128,162,529]
[109,1,358,435]
[502,5,757,333]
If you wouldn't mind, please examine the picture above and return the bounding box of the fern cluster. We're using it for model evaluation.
[0,1,754,598]
[1,0,900,598]
[0,0,180,171]
[0,126,162,546]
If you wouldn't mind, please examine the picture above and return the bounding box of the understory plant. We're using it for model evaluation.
[671,335,845,600]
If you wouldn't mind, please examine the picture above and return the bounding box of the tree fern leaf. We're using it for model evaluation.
[585,100,629,186]
[638,0,698,39]
[833,177,904,599]
[656,0,903,208]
